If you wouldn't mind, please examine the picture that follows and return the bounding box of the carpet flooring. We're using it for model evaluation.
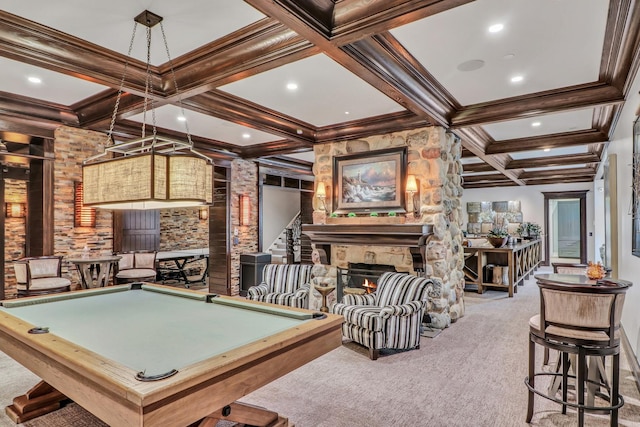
[1,266,639,426]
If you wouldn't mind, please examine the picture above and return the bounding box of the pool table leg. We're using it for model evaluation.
[5,381,68,423]
[200,401,284,426]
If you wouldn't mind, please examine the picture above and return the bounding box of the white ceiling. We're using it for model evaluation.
[0,0,632,176]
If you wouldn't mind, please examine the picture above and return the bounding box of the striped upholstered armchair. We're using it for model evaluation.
[247,264,313,309]
[331,272,435,360]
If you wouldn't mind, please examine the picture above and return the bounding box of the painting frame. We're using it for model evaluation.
[332,147,407,215]
[632,116,640,257]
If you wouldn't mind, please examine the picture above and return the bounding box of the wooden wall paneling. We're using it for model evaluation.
[209,166,231,295]
[118,210,160,252]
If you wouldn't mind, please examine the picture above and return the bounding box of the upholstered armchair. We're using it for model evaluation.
[331,272,435,360]
[247,264,313,309]
[14,256,72,297]
[114,251,157,284]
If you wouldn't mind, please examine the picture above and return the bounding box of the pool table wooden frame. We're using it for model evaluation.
[0,284,343,426]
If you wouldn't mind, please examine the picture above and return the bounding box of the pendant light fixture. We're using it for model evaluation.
[82,10,213,210]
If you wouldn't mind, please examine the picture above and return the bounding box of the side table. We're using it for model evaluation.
[314,285,336,313]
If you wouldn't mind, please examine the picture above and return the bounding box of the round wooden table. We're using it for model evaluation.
[67,255,122,289]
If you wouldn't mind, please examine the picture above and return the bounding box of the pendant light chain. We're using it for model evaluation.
[106,22,138,147]
[159,21,194,148]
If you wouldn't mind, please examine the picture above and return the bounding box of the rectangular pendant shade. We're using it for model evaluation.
[83,152,213,210]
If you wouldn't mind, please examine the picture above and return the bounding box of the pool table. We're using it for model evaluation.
[0,284,343,426]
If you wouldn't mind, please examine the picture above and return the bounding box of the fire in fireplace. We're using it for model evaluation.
[337,263,397,301]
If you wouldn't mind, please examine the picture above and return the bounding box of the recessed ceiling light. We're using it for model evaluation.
[543,148,551,152]
[286,82,298,91]
[488,24,504,33]
[345,111,350,115]
[531,122,541,127]
[510,75,524,83]
[27,76,42,84]
[296,129,303,135]
[177,115,187,122]
[242,133,251,139]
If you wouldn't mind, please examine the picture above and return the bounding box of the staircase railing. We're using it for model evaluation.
[266,212,301,263]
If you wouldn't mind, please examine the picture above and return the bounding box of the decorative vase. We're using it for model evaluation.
[488,237,508,248]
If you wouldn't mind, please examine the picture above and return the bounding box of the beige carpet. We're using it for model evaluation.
[1,267,639,426]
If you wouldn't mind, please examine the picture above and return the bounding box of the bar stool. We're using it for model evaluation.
[525,276,631,426]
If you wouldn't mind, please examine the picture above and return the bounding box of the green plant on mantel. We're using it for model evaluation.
[369,212,379,217]
[329,212,338,218]
[388,211,397,217]
[347,212,356,217]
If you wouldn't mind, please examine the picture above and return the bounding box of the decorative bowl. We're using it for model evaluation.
[488,237,508,248]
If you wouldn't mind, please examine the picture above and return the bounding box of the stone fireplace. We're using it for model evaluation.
[307,126,465,328]
[336,263,397,299]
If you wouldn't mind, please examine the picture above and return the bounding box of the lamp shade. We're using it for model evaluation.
[74,182,96,227]
[5,202,25,218]
[406,175,418,193]
[316,182,326,198]
[83,152,213,210]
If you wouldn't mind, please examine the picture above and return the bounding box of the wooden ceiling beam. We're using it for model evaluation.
[519,167,596,180]
[451,83,625,128]
[485,129,608,155]
[523,175,595,186]
[245,1,459,127]
[0,91,78,126]
[0,114,56,140]
[462,173,509,183]
[73,20,319,128]
[184,90,315,145]
[506,153,601,169]
[242,140,314,159]
[110,120,242,159]
[0,11,155,94]
[332,0,475,45]
[463,181,518,189]
[315,111,428,143]
[455,127,525,186]
[462,163,496,173]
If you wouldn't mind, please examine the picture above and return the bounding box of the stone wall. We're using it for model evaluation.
[4,180,27,298]
[312,126,465,326]
[230,159,259,295]
[54,126,114,286]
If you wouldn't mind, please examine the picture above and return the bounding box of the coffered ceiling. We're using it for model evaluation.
[0,0,639,187]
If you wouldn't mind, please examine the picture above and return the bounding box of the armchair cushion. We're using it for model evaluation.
[247,264,313,309]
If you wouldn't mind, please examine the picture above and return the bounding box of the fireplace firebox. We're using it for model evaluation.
[336,263,398,301]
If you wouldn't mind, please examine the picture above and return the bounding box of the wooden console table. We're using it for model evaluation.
[463,239,541,297]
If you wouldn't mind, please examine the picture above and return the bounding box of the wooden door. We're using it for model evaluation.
[113,210,160,252]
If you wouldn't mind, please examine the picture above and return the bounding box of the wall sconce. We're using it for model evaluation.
[199,206,209,221]
[316,182,327,212]
[406,175,418,215]
[74,181,96,227]
[5,202,25,218]
[239,194,251,226]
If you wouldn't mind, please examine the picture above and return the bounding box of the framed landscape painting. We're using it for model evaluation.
[332,147,407,215]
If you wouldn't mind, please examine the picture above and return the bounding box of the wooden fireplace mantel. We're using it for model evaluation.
[301,223,434,272]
